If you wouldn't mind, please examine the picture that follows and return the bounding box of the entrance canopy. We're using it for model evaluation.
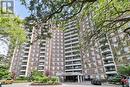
[56,72,83,76]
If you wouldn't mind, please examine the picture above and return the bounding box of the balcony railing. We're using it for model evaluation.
[104,61,114,64]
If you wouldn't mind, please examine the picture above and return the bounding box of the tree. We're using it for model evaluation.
[20,0,96,22]
[118,65,130,76]
[18,0,96,42]
[0,16,27,46]
[20,0,130,44]
[0,8,27,65]
[79,0,130,39]
[0,65,10,79]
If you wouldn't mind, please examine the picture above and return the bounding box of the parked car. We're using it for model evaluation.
[0,78,13,84]
[91,79,102,85]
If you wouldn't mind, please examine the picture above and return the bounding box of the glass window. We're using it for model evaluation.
[124,47,129,53]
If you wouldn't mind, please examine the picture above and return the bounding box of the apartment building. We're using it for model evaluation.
[80,15,130,78]
[47,28,64,76]
[79,16,106,80]
[10,24,64,77]
[63,19,84,82]
[98,34,117,77]
[108,28,130,67]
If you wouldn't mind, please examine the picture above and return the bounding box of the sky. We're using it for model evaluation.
[0,0,29,55]
[15,0,30,18]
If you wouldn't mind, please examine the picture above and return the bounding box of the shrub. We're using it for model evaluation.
[47,80,53,84]
[16,76,28,80]
[108,75,121,84]
[41,77,49,83]
[51,76,59,82]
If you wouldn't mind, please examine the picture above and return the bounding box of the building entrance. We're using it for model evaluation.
[65,76,78,82]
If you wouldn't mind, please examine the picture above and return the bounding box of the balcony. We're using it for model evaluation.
[24,51,29,53]
[65,50,79,54]
[99,38,107,44]
[101,49,111,54]
[39,64,44,66]
[65,58,81,61]
[20,69,26,71]
[39,60,45,62]
[104,61,115,67]
[40,55,45,57]
[22,60,28,62]
[65,33,78,38]
[103,56,113,60]
[65,41,79,45]
[21,62,27,66]
[64,37,79,42]
[65,68,82,72]
[104,63,115,67]
[99,43,109,48]
[38,70,44,71]
[65,54,80,57]
[105,70,117,74]
[24,46,30,49]
[23,55,28,57]
[65,63,81,66]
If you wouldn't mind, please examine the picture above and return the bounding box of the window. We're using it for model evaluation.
[113,43,118,47]
[98,60,102,65]
[52,67,55,70]
[124,47,129,53]
[112,37,117,42]
[128,56,130,60]
[92,57,96,61]
[91,51,95,56]
[97,54,100,59]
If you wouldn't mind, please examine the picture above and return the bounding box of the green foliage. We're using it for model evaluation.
[108,75,121,84]
[51,76,59,82]
[0,16,27,46]
[41,77,49,83]
[0,65,10,79]
[118,65,130,76]
[20,0,95,22]
[16,76,28,80]
[80,0,130,33]
[31,70,59,84]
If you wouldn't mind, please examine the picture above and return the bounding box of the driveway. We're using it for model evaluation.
[2,82,121,87]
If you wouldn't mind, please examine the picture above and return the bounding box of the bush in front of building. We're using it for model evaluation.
[108,75,121,84]
[118,65,130,76]
[50,76,59,84]
[0,65,10,80]
[16,76,28,80]
[31,70,60,85]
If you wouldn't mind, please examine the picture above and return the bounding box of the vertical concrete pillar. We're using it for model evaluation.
[78,75,80,83]
[81,76,83,82]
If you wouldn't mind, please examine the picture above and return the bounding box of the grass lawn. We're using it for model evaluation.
[14,80,29,83]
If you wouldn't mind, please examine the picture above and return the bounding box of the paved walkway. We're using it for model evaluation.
[2,82,121,87]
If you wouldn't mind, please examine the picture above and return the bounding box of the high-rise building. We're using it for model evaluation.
[10,24,64,77]
[80,15,130,79]
[63,19,84,82]
[10,17,130,81]
[79,16,106,80]
[108,28,130,67]
[46,28,64,76]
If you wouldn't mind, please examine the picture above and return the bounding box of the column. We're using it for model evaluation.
[78,75,80,83]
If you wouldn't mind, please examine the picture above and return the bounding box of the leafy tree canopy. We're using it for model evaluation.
[118,65,130,76]
[0,15,27,46]
[77,0,130,47]
[80,0,130,36]
[20,0,96,23]
[20,0,130,43]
